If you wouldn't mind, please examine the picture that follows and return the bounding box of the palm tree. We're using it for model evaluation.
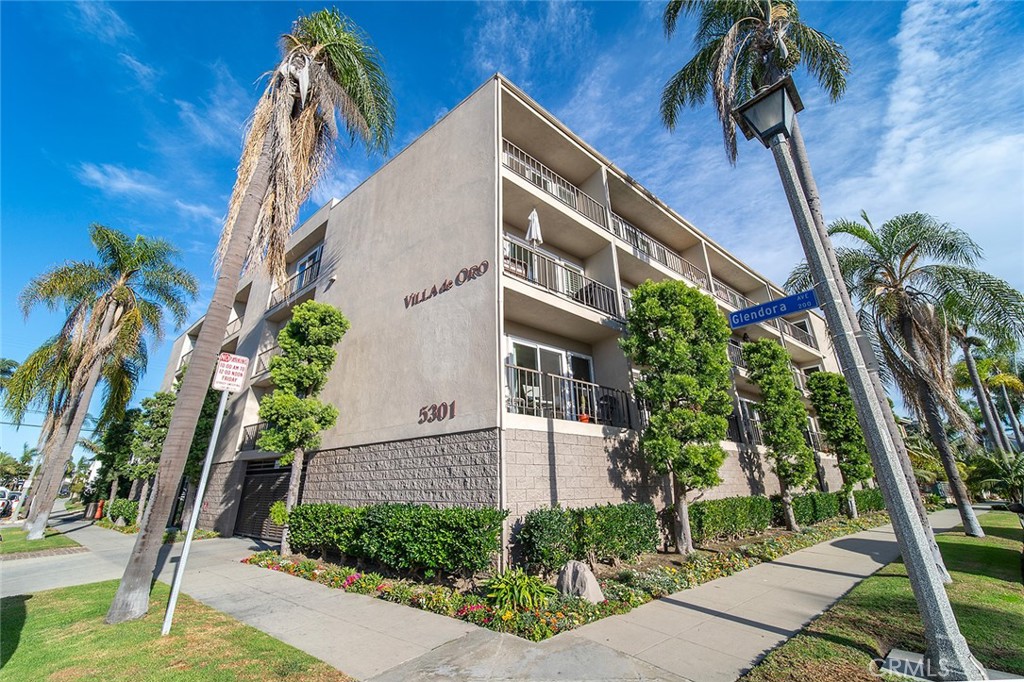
[969,449,1024,503]
[660,0,849,163]
[943,279,1024,453]
[106,8,395,624]
[986,356,1024,450]
[660,0,947,574]
[792,212,1014,537]
[8,225,196,540]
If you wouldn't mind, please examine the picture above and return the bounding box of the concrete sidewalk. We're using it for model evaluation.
[1,504,972,681]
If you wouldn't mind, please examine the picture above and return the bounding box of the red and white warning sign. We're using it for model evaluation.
[212,352,249,392]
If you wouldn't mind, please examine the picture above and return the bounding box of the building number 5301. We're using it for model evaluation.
[418,401,456,424]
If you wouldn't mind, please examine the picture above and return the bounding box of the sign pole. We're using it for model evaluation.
[161,387,229,636]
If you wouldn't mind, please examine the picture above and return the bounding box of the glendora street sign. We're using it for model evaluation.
[729,289,818,329]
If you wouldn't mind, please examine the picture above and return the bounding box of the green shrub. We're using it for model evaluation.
[688,495,773,543]
[288,504,367,557]
[286,502,506,576]
[771,491,844,526]
[107,499,139,526]
[517,503,658,571]
[853,487,886,513]
[517,507,576,573]
[485,568,558,610]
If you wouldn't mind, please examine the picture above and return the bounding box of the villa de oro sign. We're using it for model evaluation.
[729,289,819,329]
[212,353,250,392]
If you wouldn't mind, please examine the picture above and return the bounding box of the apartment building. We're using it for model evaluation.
[161,75,845,544]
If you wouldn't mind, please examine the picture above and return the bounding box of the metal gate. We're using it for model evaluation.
[233,460,289,540]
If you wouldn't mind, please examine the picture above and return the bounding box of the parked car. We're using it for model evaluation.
[0,488,10,518]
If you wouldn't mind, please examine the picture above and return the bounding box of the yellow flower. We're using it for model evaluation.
[555,612,564,619]
[502,610,514,621]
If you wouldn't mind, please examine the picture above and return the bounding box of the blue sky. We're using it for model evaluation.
[2,1,1022,458]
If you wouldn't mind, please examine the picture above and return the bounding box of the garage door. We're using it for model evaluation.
[233,460,289,540]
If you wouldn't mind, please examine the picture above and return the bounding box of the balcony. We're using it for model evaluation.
[728,343,745,368]
[778,317,818,349]
[240,422,269,451]
[713,277,760,312]
[224,317,242,338]
[502,140,608,229]
[268,260,321,312]
[804,429,831,453]
[177,350,193,372]
[610,212,709,289]
[253,344,282,378]
[506,364,632,429]
[503,237,620,318]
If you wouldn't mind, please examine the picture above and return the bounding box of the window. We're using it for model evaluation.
[294,246,321,290]
[505,337,597,422]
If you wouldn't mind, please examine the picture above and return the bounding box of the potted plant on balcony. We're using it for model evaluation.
[577,394,591,423]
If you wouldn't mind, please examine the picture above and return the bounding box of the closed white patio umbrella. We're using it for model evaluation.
[526,208,543,246]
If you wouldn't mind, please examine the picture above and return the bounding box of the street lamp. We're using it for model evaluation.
[731,79,986,681]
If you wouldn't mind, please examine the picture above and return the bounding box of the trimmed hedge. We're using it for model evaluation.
[772,491,844,526]
[288,504,366,556]
[853,487,885,513]
[688,495,773,543]
[107,499,139,526]
[287,502,507,576]
[518,503,658,572]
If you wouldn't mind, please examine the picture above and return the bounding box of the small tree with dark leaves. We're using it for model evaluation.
[742,338,816,531]
[807,371,875,517]
[258,300,349,555]
[621,280,733,554]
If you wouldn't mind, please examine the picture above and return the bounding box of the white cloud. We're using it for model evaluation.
[174,62,250,152]
[822,0,1024,291]
[173,199,223,230]
[118,52,158,90]
[76,162,162,198]
[469,1,593,92]
[310,166,364,206]
[72,1,133,45]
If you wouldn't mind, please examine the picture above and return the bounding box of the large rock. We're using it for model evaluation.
[556,560,605,604]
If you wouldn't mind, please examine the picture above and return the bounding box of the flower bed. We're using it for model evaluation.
[95,517,219,543]
[243,511,890,641]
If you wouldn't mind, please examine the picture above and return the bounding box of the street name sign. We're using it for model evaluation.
[211,352,250,392]
[729,289,818,329]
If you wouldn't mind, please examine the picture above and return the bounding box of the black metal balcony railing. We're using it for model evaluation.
[268,260,321,311]
[240,422,269,451]
[727,414,744,442]
[778,317,818,349]
[503,237,619,318]
[502,140,608,228]
[712,277,758,311]
[804,429,831,453]
[728,343,745,368]
[506,364,632,429]
[253,345,282,376]
[621,290,632,317]
[745,418,765,446]
[610,212,710,289]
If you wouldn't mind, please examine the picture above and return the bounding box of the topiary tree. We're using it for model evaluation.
[807,371,875,518]
[258,300,349,556]
[621,280,733,554]
[130,392,176,525]
[741,338,816,531]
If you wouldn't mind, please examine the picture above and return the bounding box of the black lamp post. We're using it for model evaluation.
[731,79,986,680]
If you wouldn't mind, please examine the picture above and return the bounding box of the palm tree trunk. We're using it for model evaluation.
[673,475,694,555]
[1001,383,1024,451]
[180,481,197,531]
[899,317,984,537]
[106,133,274,625]
[280,448,305,557]
[789,120,951,581]
[24,306,117,540]
[961,343,1006,451]
[137,477,151,526]
[108,478,119,516]
[10,427,47,522]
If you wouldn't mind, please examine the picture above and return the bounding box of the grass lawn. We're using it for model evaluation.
[742,511,1024,681]
[0,580,352,681]
[0,527,80,555]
